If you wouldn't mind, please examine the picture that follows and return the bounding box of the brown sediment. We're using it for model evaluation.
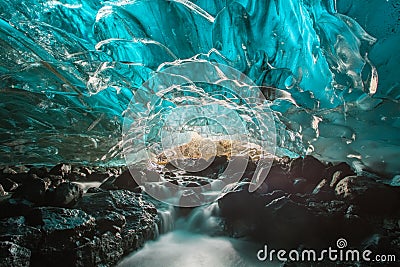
[156,134,267,165]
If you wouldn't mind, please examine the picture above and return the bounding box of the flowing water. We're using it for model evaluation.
[118,204,279,267]
[117,230,273,267]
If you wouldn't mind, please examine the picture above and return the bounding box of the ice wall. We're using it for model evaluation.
[0,0,399,176]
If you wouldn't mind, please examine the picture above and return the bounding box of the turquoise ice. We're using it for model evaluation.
[0,0,399,176]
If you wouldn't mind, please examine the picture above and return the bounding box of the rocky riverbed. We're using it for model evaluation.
[0,156,399,266]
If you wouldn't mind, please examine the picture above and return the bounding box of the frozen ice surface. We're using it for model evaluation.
[0,0,399,177]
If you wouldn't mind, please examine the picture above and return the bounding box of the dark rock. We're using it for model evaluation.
[289,157,303,179]
[262,190,288,203]
[100,169,148,191]
[49,163,71,177]
[0,197,35,219]
[86,172,110,182]
[4,173,29,184]
[262,197,323,245]
[219,184,293,241]
[114,170,142,190]
[218,180,374,247]
[186,182,200,187]
[302,155,326,184]
[224,156,256,180]
[86,187,106,193]
[218,182,267,221]
[292,177,311,193]
[11,177,48,204]
[25,207,95,240]
[99,176,117,190]
[167,179,180,186]
[46,182,83,207]
[0,185,5,197]
[75,190,159,253]
[48,175,65,188]
[79,166,92,176]
[66,170,86,181]
[25,207,96,267]
[288,156,326,193]
[326,162,355,187]
[179,189,204,207]
[0,241,31,267]
[92,231,124,264]
[362,233,400,262]
[96,211,126,233]
[76,190,157,222]
[175,155,229,179]
[0,217,42,249]
[1,167,17,175]
[27,167,48,179]
[265,164,293,193]
[164,171,176,178]
[1,189,160,266]
[0,178,18,192]
[289,156,326,183]
[335,176,400,215]
[311,178,336,201]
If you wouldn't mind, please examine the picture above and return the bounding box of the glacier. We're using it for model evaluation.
[0,0,399,177]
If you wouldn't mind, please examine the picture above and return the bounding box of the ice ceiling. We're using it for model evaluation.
[0,0,399,177]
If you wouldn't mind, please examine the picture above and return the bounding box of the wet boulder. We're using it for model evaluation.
[289,156,327,193]
[114,169,141,189]
[326,162,355,187]
[49,163,71,178]
[0,178,18,192]
[289,157,303,179]
[11,176,48,204]
[25,207,95,242]
[0,185,5,197]
[23,207,96,267]
[175,155,229,179]
[46,182,83,207]
[179,189,204,208]
[0,190,160,267]
[75,190,159,253]
[218,182,268,221]
[0,197,35,219]
[335,176,400,215]
[217,180,372,247]
[99,168,159,191]
[264,164,293,193]
[27,167,49,179]
[0,241,31,267]
[0,217,42,255]
[302,155,326,183]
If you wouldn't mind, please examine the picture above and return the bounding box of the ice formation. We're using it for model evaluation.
[0,0,399,177]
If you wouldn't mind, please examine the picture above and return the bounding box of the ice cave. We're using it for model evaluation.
[0,0,399,266]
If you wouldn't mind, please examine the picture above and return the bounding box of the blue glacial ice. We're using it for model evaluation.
[0,0,399,177]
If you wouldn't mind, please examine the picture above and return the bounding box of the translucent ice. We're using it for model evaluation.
[0,0,399,176]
